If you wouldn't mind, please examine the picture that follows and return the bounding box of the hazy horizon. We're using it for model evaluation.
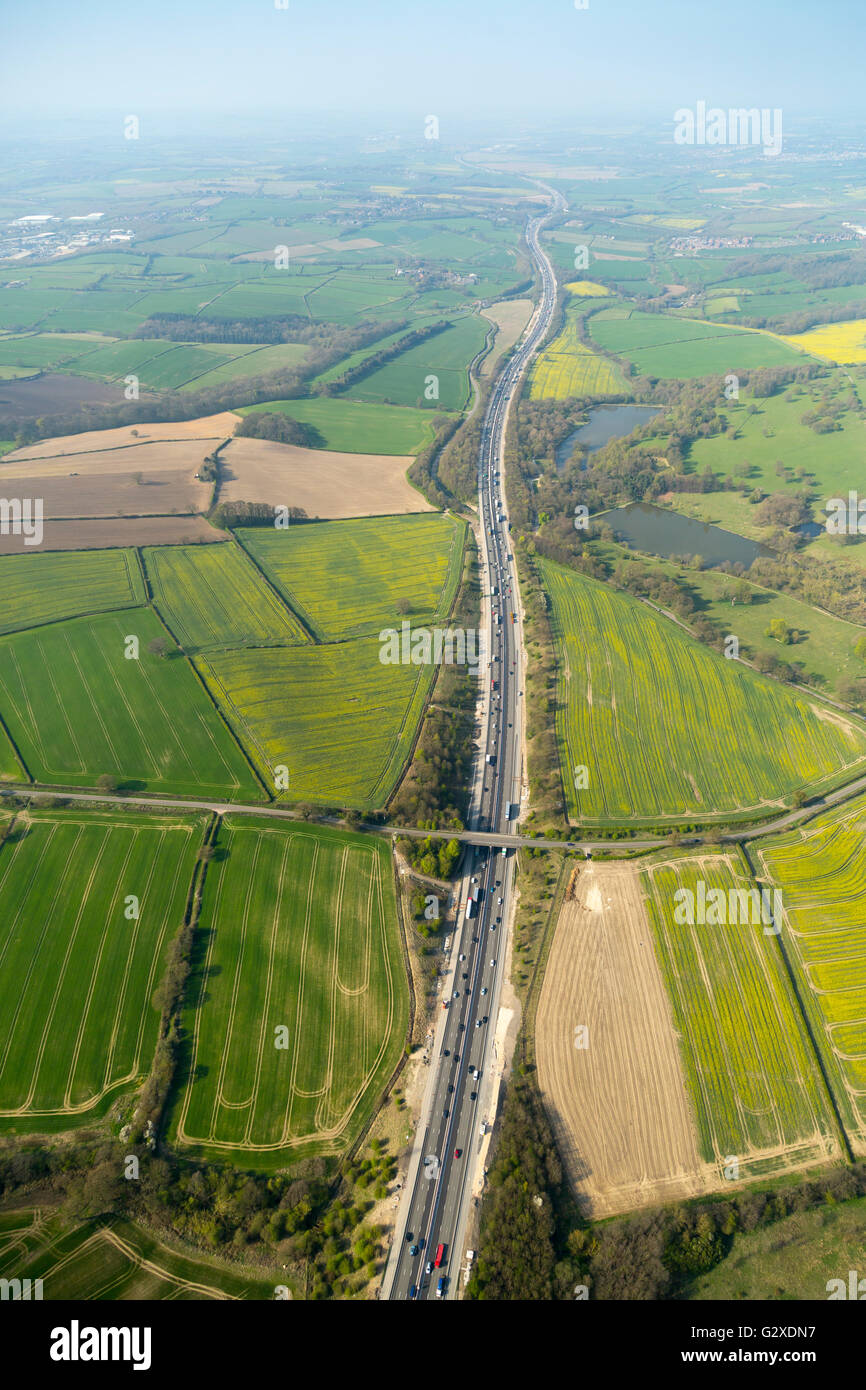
[3,0,866,125]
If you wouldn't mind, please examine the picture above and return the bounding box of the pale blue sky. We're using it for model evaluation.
[2,0,865,121]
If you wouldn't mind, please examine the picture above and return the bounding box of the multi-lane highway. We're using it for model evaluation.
[384,185,564,1302]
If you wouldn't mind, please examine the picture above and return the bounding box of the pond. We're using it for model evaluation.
[598,502,775,568]
[556,403,664,470]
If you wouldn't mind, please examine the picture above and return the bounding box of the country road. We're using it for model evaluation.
[3,764,865,853]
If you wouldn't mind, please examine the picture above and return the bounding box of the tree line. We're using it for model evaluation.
[319,320,449,396]
[467,1074,866,1300]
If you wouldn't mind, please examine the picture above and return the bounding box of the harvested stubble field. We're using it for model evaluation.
[239,513,465,640]
[0,609,261,798]
[536,861,714,1217]
[145,542,308,652]
[644,853,840,1179]
[218,437,430,519]
[170,818,408,1164]
[757,794,866,1151]
[0,810,205,1133]
[540,559,866,823]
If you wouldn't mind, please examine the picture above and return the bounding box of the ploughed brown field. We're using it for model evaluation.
[0,441,214,521]
[0,515,226,554]
[0,373,142,422]
[4,413,240,460]
[217,437,432,518]
[536,861,716,1218]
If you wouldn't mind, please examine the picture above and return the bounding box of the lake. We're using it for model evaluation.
[598,502,775,568]
[556,403,664,470]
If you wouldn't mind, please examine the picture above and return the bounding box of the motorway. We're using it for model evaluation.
[383,186,564,1302]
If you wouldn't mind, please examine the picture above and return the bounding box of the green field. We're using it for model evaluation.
[0,328,300,393]
[686,371,866,501]
[0,725,23,781]
[0,332,113,370]
[239,395,438,454]
[170,818,408,1163]
[238,513,465,641]
[0,810,204,1132]
[345,315,490,410]
[644,854,838,1176]
[683,567,866,698]
[757,795,866,1150]
[686,1196,866,1300]
[0,609,261,797]
[0,549,145,636]
[200,636,434,808]
[177,341,309,391]
[145,542,308,652]
[188,516,467,806]
[540,559,866,822]
[0,1210,277,1299]
[588,308,812,379]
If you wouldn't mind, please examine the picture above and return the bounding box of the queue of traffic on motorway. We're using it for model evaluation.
[390,200,561,1301]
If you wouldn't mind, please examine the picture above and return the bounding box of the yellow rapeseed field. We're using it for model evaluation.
[529,305,627,399]
[782,318,866,364]
[564,280,611,297]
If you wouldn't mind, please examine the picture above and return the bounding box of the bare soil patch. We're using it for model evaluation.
[0,373,138,422]
[0,468,203,519]
[535,861,716,1218]
[1,439,214,518]
[218,437,432,518]
[319,237,382,251]
[480,299,533,377]
[0,515,225,554]
[6,413,240,462]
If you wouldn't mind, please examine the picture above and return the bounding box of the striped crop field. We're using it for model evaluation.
[757,794,866,1151]
[238,513,465,641]
[540,559,866,823]
[0,1210,276,1299]
[344,314,489,411]
[0,728,23,781]
[0,810,205,1134]
[144,542,308,652]
[529,305,628,400]
[0,609,262,798]
[0,549,145,636]
[588,307,810,379]
[201,636,433,808]
[644,853,840,1178]
[170,818,408,1165]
